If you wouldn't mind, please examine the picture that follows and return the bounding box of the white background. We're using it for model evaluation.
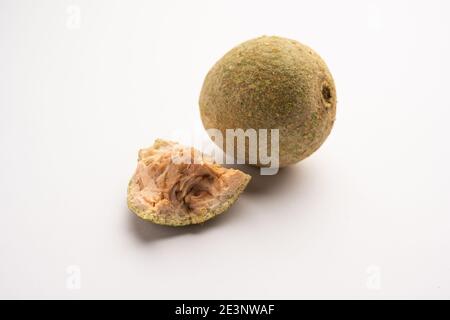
[1,0,449,299]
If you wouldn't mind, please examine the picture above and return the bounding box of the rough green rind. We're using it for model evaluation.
[199,36,337,167]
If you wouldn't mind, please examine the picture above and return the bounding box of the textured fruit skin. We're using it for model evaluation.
[199,36,337,167]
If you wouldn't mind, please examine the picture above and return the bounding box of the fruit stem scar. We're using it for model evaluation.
[322,84,332,103]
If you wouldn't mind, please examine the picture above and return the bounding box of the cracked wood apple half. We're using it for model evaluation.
[127,139,251,226]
